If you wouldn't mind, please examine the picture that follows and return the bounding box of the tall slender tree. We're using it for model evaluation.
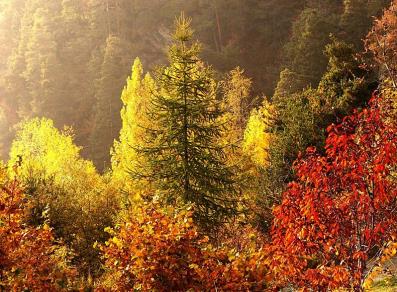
[111,57,155,196]
[137,15,236,227]
[89,35,130,171]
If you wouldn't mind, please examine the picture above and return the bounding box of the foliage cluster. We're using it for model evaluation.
[270,93,397,290]
[99,204,269,291]
[1,1,397,291]
[8,118,118,276]
[0,174,77,290]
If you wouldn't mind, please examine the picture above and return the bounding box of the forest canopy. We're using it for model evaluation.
[1,0,397,290]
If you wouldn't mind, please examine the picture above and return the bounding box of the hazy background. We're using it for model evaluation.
[0,0,389,170]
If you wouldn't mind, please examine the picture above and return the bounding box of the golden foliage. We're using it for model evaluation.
[111,58,155,199]
[243,100,274,167]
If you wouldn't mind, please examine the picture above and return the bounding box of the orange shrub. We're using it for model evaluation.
[98,203,270,291]
[0,178,77,290]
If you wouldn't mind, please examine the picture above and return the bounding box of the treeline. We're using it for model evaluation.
[1,0,397,291]
[0,0,389,170]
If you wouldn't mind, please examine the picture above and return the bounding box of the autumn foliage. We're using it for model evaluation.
[366,0,397,85]
[270,94,397,290]
[0,176,77,290]
[3,2,397,291]
[99,204,269,291]
[99,89,397,292]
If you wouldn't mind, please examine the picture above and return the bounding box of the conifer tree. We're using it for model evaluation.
[283,5,340,89]
[219,67,253,166]
[239,0,306,95]
[137,15,236,227]
[218,67,256,213]
[20,4,60,118]
[90,35,130,171]
[272,68,306,102]
[58,0,93,143]
[339,0,388,50]
[340,0,371,49]
[0,0,25,77]
[221,67,252,136]
[315,37,374,121]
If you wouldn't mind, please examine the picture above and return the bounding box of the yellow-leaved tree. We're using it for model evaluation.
[111,58,156,200]
[243,100,274,167]
[218,68,272,231]
[9,119,82,179]
[239,100,275,230]
[220,67,253,165]
[8,117,117,277]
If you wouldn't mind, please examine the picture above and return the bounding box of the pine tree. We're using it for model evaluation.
[218,67,253,166]
[272,68,307,102]
[89,35,131,171]
[340,0,372,49]
[239,0,306,95]
[20,1,62,119]
[58,0,93,146]
[137,15,237,227]
[0,0,27,158]
[218,67,255,210]
[283,4,340,89]
[316,37,374,120]
[221,67,252,135]
[0,0,25,77]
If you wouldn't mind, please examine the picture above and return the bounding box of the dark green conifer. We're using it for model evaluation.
[137,15,237,228]
[89,35,130,171]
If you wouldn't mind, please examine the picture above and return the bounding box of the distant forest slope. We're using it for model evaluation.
[0,0,389,170]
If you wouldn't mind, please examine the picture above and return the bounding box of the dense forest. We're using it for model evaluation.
[1,0,397,290]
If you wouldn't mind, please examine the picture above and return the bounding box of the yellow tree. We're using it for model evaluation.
[220,67,253,165]
[221,67,252,135]
[241,100,275,229]
[8,117,117,276]
[243,100,274,168]
[220,68,275,228]
[9,119,80,178]
[111,57,155,199]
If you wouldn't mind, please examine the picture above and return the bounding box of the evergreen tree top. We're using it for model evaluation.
[168,13,201,63]
[173,13,193,42]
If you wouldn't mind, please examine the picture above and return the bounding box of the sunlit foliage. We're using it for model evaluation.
[9,118,89,180]
[0,172,77,290]
[243,101,273,167]
[0,1,397,290]
[99,203,269,291]
[111,57,155,199]
[270,93,397,290]
[8,118,117,275]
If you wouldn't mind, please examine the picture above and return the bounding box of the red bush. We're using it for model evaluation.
[270,94,397,290]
